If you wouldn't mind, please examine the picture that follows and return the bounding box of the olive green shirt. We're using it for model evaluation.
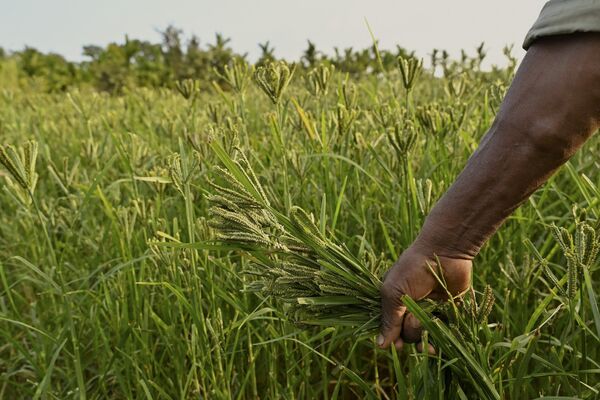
[524,0,600,49]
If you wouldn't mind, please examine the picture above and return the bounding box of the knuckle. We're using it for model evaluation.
[379,317,392,331]
[381,281,402,300]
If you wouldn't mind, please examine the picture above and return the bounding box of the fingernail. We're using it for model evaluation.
[377,335,384,346]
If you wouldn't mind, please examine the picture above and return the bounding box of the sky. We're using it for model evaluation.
[1,0,548,67]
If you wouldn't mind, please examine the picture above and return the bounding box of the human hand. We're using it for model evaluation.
[378,240,472,351]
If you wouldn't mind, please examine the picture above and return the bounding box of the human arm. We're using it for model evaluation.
[379,33,600,349]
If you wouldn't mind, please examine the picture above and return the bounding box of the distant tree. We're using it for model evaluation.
[256,41,276,66]
[131,40,167,87]
[333,47,366,76]
[161,25,185,81]
[208,33,236,77]
[83,35,170,91]
[85,43,133,92]
[18,47,77,91]
[184,35,208,79]
[301,40,320,68]
[83,45,103,61]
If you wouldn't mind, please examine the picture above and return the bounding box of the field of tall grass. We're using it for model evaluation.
[1,49,600,399]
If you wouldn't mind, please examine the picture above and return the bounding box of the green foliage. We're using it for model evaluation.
[0,40,599,399]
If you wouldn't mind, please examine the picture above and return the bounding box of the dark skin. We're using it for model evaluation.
[379,33,600,351]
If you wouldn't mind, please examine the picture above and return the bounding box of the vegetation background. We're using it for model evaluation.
[0,28,599,399]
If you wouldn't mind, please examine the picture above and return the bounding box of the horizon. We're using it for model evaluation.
[2,1,546,68]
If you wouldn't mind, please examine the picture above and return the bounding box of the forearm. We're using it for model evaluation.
[416,34,600,259]
[416,118,594,259]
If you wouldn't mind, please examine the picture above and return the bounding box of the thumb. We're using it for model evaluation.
[378,293,406,349]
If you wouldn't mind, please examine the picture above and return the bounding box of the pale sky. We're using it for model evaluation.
[1,0,547,67]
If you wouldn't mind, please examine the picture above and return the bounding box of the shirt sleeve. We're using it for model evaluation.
[523,0,600,49]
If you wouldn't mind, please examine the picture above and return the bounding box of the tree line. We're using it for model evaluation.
[0,26,500,94]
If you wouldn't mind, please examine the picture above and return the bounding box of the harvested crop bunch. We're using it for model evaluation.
[207,140,389,333]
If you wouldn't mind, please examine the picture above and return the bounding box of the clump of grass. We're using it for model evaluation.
[207,139,385,333]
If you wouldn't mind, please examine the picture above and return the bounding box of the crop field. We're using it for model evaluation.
[0,45,600,399]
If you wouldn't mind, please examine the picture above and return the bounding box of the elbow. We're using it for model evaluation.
[493,112,581,162]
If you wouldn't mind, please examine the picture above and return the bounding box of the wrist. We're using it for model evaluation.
[413,214,481,260]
